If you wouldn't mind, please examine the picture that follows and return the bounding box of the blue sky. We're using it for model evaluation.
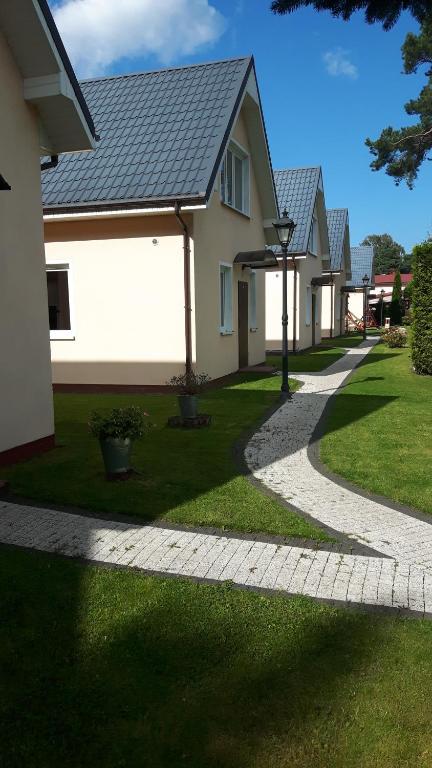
[52,0,431,253]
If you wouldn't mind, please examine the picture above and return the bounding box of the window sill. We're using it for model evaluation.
[221,201,250,220]
[220,329,234,336]
[50,331,75,340]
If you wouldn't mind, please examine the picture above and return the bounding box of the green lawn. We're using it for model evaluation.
[319,333,364,348]
[321,344,432,514]
[267,346,345,372]
[0,373,328,540]
[3,545,432,768]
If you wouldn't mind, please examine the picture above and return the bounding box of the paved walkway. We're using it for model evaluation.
[247,339,432,573]
[0,499,430,615]
[1,338,431,616]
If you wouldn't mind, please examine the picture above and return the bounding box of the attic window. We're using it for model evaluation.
[220,141,250,216]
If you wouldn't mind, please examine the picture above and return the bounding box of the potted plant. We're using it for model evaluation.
[89,406,149,477]
[168,370,211,420]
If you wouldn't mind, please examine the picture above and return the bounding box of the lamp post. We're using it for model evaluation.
[273,209,297,397]
[380,288,385,327]
[362,273,369,341]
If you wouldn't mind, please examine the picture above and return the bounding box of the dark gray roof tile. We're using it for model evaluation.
[327,208,348,271]
[349,246,375,287]
[274,167,321,253]
[42,57,252,209]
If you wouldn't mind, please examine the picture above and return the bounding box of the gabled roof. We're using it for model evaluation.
[326,208,349,271]
[375,272,413,285]
[349,246,375,287]
[0,0,96,152]
[41,56,277,219]
[273,167,330,262]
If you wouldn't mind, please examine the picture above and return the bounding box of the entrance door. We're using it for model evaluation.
[238,281,249,368]
[311,293,317,346]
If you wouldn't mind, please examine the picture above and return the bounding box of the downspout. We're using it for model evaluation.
[291,255,297,354]
[41,155,59,172]
[330,273,334,339]
[175,202,193,375]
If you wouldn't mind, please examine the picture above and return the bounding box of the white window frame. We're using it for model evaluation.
[220,139,250,216]
[219,262,233,334]
[249,270,258,331]
[46,262,75,340]
[305,286,312,326]
[308,214,318,256]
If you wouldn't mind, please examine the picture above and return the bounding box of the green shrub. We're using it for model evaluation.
[380,327,407,348]
[411,242,432,375]
[167,370,211,394]
[402,308,413,326]
[89,407,150,440]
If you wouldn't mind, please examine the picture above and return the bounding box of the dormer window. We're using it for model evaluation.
[308,214,318,255]
[220,141,250,216]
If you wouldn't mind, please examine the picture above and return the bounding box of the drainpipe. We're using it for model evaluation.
[291,255,297,354]
[41,155,59,172]
[330,273,334,339]
[175,202,193,375]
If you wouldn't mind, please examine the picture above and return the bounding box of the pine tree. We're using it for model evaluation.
[390,270,403,325]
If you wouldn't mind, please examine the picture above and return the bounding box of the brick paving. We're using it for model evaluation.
[1,338,431,616]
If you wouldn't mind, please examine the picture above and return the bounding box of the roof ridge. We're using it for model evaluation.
[274,166,321,174]
[80,55,252,85]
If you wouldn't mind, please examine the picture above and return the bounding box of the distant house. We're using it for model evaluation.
[345,245,375,324]
[266,167,330,351]
[372,271,413,303]
[43,57,278,387]
[0,0,96,465]
[321,208,352,338]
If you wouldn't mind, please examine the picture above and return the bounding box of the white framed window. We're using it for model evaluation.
[46,264,75,340]
[249,270,257,330]
[220,140,250,216]
[219,263,233,334]
[308,215,318,255]
[305,286,312,326]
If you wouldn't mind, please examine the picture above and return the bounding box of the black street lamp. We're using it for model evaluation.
[273,209,297,397]
[380,288,385,327]
[362,273,369,341]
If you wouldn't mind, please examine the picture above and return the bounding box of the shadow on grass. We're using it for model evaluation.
[0,546,397,768]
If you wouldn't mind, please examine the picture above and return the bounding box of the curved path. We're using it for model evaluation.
[246,339,432,573]
[0,338,431,617]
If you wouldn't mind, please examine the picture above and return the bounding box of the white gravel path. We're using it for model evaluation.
[246,338,432,572]
[1,337,431,616]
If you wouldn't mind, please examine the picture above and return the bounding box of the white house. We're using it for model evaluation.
[345,245,375,325]
[321,208,352,338]
[0,0,96,465]
[43,57,279,389]
[266,167,331,351]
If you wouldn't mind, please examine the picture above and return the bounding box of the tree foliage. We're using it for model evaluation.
[270,0,430,29]
[361,233,405,274]
[366,16,432,187]
[390,269,403,324]
[411,241,432,374]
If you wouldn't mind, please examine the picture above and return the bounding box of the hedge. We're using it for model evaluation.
[411,241,432,375]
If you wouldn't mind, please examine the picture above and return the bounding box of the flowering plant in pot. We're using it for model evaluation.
[167,371,211,419]
[89,406,150,477]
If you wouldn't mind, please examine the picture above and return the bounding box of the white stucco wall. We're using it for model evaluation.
[46,215,193,386]
[187,108,268,379]
[321,273,346,338]
[0,30,54,457]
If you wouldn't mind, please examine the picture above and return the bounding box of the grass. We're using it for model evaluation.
[266,334,364,373]
[3,545,432,768]
[0,372,328,540]
[321,343,432,514]
[319,332,364,348]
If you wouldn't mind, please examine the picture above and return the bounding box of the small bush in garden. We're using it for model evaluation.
[167,371,211,395]
[89,407,150,440]
[411,242,432,375]
[402,309,413,326]
[381,328,407,348]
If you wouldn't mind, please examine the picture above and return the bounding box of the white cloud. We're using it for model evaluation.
[323,48,358,79]
[52,0,226,77]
